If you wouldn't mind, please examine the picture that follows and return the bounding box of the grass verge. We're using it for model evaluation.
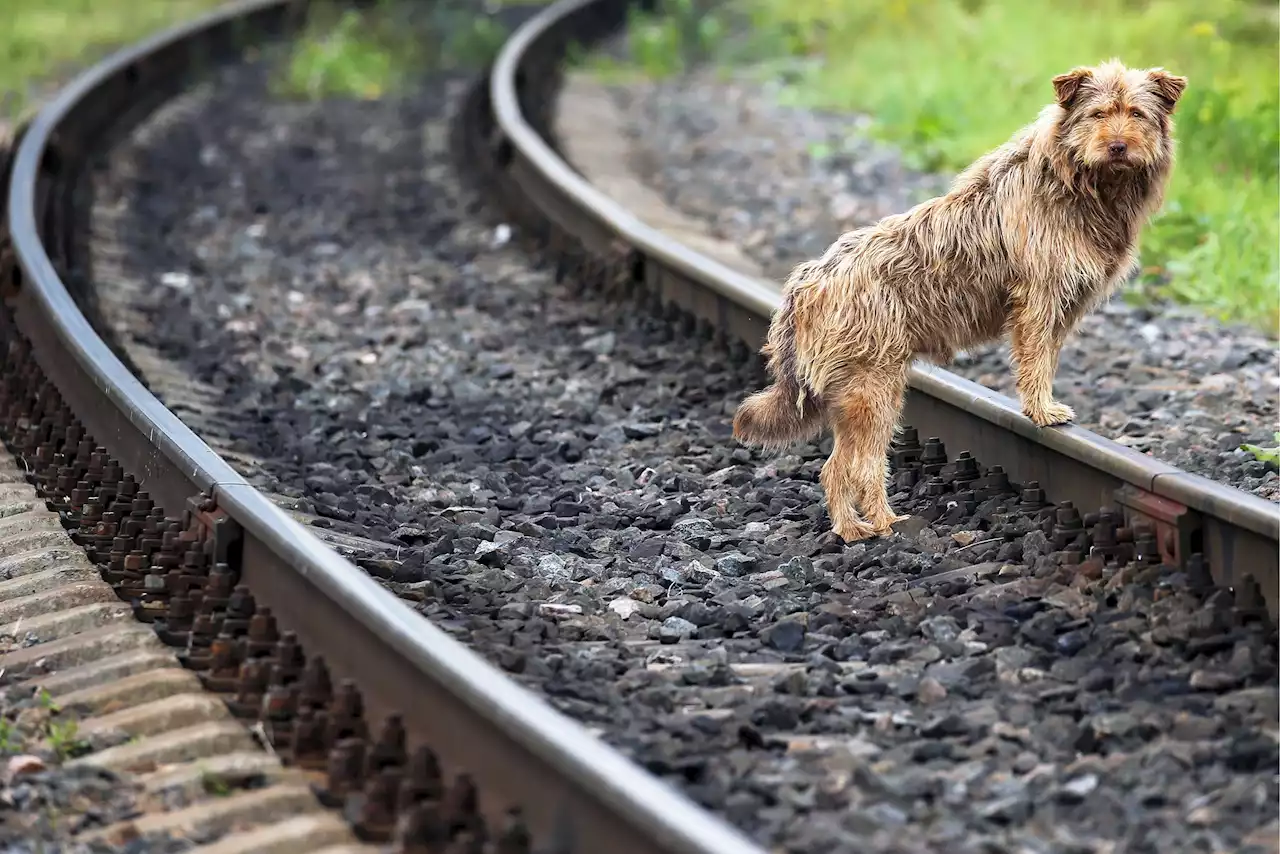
[3,0,228,118]
[597,0,1280,334]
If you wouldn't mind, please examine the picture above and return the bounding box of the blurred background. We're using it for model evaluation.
[4,0,1277,331]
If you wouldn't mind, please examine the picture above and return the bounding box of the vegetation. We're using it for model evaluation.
[601,0,1280,332]
[1241,433,1280,466]
[276,0,512,101]
[199,765,234,797]
[3,0,517,109]
[45,718,88,760]
[0,717,17,753]
[5,1,1274,329]
[0,688,90,760]
[2,0,225,117]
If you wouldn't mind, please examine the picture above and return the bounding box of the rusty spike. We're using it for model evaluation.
[398,745,445,811]
[356,766,402,842]
[366,713,407,775]
[324,736,367,800]
[391,800,449,854]
[495,809,533,854]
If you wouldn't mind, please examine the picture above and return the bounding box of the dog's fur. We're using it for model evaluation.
[733,60,1186,542]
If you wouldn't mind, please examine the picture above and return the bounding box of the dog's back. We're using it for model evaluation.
[793,169,1016,367]
[773,82,1174,394]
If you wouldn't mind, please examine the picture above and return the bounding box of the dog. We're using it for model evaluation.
[733,60,1186,542]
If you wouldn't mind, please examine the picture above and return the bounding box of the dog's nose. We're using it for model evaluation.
[1108,141,1128,157]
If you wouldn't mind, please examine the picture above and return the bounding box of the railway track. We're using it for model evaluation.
[0,0,1276,853]
[489,0,1280,617]
[0,2,761,853]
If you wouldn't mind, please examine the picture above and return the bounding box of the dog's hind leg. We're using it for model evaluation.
[821,425,877,543]
[821,364,910,541]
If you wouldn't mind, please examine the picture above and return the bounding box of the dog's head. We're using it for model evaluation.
[1050,60,1186,171]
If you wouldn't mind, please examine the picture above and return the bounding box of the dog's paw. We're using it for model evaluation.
[869,513,911,535]
[832,518,878,543]
[1025,401,1075,427]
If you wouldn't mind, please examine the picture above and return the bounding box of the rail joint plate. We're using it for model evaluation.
[185,491,244,568]
[1114,484,1200,569]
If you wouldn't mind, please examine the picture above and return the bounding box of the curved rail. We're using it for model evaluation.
[489,0,1280,616]
[2,1,766,852]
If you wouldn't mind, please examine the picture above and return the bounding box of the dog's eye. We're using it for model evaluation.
[1091,110,1106,119]
[1129,107,1146,119]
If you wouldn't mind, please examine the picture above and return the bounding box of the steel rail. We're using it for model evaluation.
[2,1,767,851]
[489,0,1280,617]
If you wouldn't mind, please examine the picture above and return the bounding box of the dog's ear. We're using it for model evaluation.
[1146,68,1187,113]
[1051,67,1094,109]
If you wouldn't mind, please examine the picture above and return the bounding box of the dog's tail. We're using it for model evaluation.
[733,276,826,448]
[733,381,824,448]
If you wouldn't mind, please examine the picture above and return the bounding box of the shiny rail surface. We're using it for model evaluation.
[1,1,767,851]
[488,0,1280,618]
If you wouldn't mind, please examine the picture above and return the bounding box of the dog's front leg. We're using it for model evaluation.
[1009,301,1075,427]
[1048,321,1071,378]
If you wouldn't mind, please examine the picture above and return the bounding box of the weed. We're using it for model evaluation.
[278,4,405,100]
[1241,433,1280,466]
[199,766,233,797]
[45,718,86,760]
[276,0,511,101]
[36,688,58,712]
[0,717,18,753]
[584,0,725,78]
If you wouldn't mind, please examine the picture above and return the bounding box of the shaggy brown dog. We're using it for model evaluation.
[733,60,1186,542]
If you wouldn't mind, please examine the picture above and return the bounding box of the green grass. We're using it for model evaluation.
[279,3,414,101]
[603,0,1280,333]
[4,0,517,111]
[276,0,512,101]
[608,0,725,79]
[2,0,227,117]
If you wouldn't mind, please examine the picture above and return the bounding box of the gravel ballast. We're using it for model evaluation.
[590,64,1280,504]
[0,684,132,852]
[78,42,1280,854]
